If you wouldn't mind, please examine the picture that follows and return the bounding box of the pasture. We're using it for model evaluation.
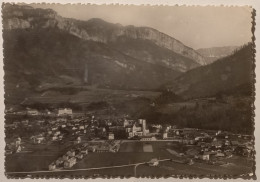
[23,86,160,105]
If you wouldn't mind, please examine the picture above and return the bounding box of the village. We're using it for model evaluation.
[5,107,254,173]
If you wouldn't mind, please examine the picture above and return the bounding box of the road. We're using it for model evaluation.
[6,158,171,176]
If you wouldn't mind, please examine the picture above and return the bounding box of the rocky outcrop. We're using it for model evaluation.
[121,27,206,65]
[4,18,31,29]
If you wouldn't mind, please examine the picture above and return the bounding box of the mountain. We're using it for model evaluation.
[4,27,183,102]
[3,4,205,72]
[197,46,239,64]
[2,4,209,105]
[167,43,254,99]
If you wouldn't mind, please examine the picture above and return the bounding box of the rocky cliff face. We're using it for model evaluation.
[121,27,206,65]
[3,4,206,67]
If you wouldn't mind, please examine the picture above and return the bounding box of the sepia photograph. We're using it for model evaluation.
[2,3,255,178]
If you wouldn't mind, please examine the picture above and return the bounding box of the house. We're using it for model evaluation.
[58,135,63,140]
[33,136,45,144]
[55,158,64,166]
[182,139,195,145]
[13,121,20,126]
[188,159,194,165]
[163,132,168,139]
[133,123,142,132]
[151,124,162,129]
[49,163,56,171]
[67,150,75,157]
[149,158,159,166]
[52,136,58,141]
[27,109,39,115]
[123,119,130,127]
[58,108,73,116]
[62,155,69,161]
[231,140,240,146]
[16,145,22,153]
[21,120,29,125]
[81,149,88,155]
[15,137,21,147]
[76,137,81,144]
[126,127,132,133]
[64,157,76,168]
[108,133,114,140]
[224,140,230,146]
[198,153,210,161]
[36,120,45,124]
[215,152,225,157]
[54,131,61,136]
[75,153,83,160]
[88,146,96,153]
[52,127,58,131]
[126,120,150,138]
[211,140,222,148]
[235,146,251,157]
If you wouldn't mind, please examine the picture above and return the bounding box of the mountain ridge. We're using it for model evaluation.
[167,43,254,99]
[197,46,240,64]
[3,3,206,68]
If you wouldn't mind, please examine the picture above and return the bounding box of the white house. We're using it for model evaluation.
[27,109,39,115]
[64,157,76,168]
[149,158,159,166]
[58,108,72,116]
[108,133,115,140]
[163,132,168,139]
[49,163,56,171]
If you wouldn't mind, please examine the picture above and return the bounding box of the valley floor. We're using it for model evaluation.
[5,141,254,178]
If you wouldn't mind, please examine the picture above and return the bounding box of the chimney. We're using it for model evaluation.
[84,64,88,83]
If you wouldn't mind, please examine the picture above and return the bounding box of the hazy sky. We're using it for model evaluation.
[30,4,253,49]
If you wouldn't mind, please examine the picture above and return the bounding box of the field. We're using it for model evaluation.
[5,140,74,172]
[143,143,153,152]
[5,141,254,177]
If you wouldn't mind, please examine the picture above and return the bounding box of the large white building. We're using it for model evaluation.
[57,108,72,116]
[125,119,149,138]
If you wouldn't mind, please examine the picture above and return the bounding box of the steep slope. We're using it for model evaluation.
[197,46,239,64]
[2,4,205,72]
[167,43,254,99]
[109,37,199,72]
[3,27,181,104]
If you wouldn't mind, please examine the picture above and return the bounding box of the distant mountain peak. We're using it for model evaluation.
[197,45,240,64]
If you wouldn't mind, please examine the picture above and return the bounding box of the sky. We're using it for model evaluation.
[30,4,253,49]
